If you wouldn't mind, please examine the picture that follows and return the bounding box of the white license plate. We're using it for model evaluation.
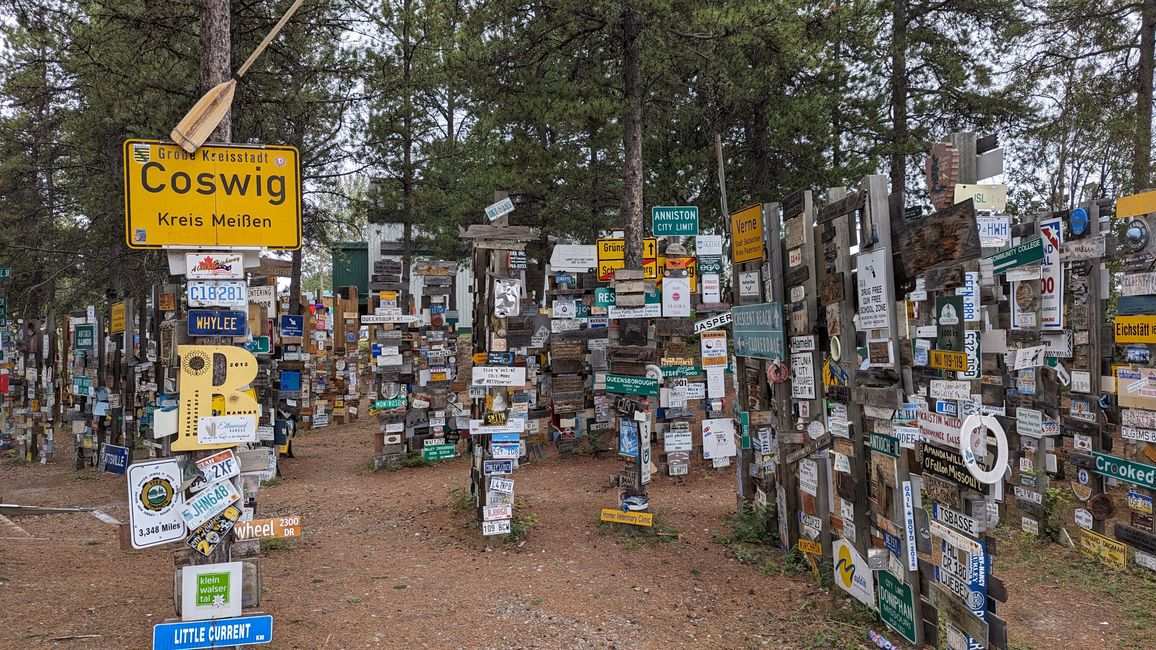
[187,280,248,307]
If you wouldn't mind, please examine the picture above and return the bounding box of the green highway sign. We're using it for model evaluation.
[595,287,615,308]
[373,397,407,411]
[878,570,917,644]
[0,267,10,279]
[651,206,699,236]
[985,236,1044,274]
[605,373,659,397]
[0,295,7,326]
[422,444,458,461]
[74,324,96,351]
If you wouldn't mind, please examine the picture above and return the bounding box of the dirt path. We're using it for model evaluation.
[0,421,1146,649]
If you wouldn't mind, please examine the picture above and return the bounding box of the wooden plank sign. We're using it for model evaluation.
[891,199,980,290]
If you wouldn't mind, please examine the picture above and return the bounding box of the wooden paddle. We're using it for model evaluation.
[171,0,306,153]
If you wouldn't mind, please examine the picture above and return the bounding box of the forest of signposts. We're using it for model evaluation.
[3,126,1156,648]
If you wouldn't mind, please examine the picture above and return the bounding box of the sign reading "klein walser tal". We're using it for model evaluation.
[124,140,301,249]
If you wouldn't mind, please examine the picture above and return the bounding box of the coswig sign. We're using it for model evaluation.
[123,140,301,249]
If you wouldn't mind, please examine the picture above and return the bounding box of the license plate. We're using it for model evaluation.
[187,280,248,307]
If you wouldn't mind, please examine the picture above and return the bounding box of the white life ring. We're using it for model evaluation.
[959,414,1009,485]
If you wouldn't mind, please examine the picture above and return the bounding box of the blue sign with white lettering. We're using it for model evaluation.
[279,314,304,337]
[187,310,247,337]
[882,530,902,558]
[152,614,273,650]
[100,443,129,474]
[492,433,521,443]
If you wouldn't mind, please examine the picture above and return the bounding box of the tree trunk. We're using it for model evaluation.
[1134,0,1156,192]
[620,2,644,270]
[289,248,303,314]
[402,0,414,292]
[888,0,908,195]
[200,0,231,143]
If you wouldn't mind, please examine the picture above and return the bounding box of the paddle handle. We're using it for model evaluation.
[236,0,306,78]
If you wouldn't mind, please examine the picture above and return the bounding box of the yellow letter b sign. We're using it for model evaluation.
[175,345,260,451]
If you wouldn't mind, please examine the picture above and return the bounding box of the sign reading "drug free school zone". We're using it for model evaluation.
[123,140,301,249]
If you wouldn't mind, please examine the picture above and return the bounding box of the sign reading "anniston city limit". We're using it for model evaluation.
[123,139,301,249]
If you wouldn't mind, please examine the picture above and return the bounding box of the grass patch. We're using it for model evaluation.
[345,596,361,604]
[392,584,408,590]
[260,476,284,488]
[0,575,11,582]
[448,487,474,512]
[260,539,295,552]
[530,597,543,606]
[85,539,103,546]
[311,577,323,584]
[712,500,778,546]
[390,452,433,470]
[502,498,539,545]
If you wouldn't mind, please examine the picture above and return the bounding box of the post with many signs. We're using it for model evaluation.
[122,85,302,641]
[461,215,541,537]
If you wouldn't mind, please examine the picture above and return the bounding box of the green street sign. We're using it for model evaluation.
[0,267,10,279]
[74,324,96,351]
[985,236,1044,274]
[595,288,615,308]
[605,373,659,397]
[373,397,407,411]
[250,336,271,355]
[869,432,900,458]
[651,206,699,236]
[698,255,723,274]
[1093,451,1156,490]
[422,444,458,461]
[878,570,917,644]
[0,295,7,327]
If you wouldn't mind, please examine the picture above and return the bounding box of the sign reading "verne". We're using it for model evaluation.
[123,140,301,249]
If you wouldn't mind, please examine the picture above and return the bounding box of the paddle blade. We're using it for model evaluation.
[170,79,236,153]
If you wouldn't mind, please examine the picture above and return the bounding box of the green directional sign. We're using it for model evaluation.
[605,373,659,397]
[0,267,10,279]
[74,324,96,351]
[869,432,900,458]
[985,236,1044,274]
[661,365,701,377]
[373,397,407,411]
[594,288,615,308]
[422,444,458,461]
[1093,451,1156,490]
[878,570,917,644]
[71,376,93,397]
[651,206,699,236]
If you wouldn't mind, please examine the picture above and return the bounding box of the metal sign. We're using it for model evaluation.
[179,561,244,621]
[124,139,301,249]
[605,373,659,396]
[110,301,127,333]
[730,204,764,263]
[233,516,302,541]
[187,280,248,308]
[186,253,245,279]
[484,196,515,221]
[153,614,273,650]
[100,443,130,474]
[695,311,732,334]
[985,237,1044,274]
[651,205,699,236]
[732,303,785,359]
[127,458,185,549]
[279,314,304,337]
[74,324,96,351]
[187,309,247,337]
[188,449,240,494]
[878,570,917,644]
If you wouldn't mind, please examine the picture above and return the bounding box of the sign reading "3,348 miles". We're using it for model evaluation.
[123,140,301,249]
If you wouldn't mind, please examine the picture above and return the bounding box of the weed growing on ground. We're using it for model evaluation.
[260,539,295,552]
[447,487,474,511]
[260,476,283,488]
[394,453,434,469]
[503,498,539,544]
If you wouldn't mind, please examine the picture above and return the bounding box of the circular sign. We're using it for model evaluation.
[139,477,175,511]
[1124,218,1150,252]
[830,336,842,362]
[1071,470,1092,501]
[1070,207,1089,236]
[958,414,1009,485]
[1077,468,1090,485]
[1015,282,1037,311]
[807,420,826,440]
[645,364,664,382]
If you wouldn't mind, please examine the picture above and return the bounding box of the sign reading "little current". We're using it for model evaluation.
[123,140,301,249]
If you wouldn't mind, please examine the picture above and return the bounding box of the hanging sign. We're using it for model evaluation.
[124,140,301,249]
[985,237,1044,274]
[471,366,527,387]
[279,314,304,337]
[127,458,185,549]
[856,248,893,330]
